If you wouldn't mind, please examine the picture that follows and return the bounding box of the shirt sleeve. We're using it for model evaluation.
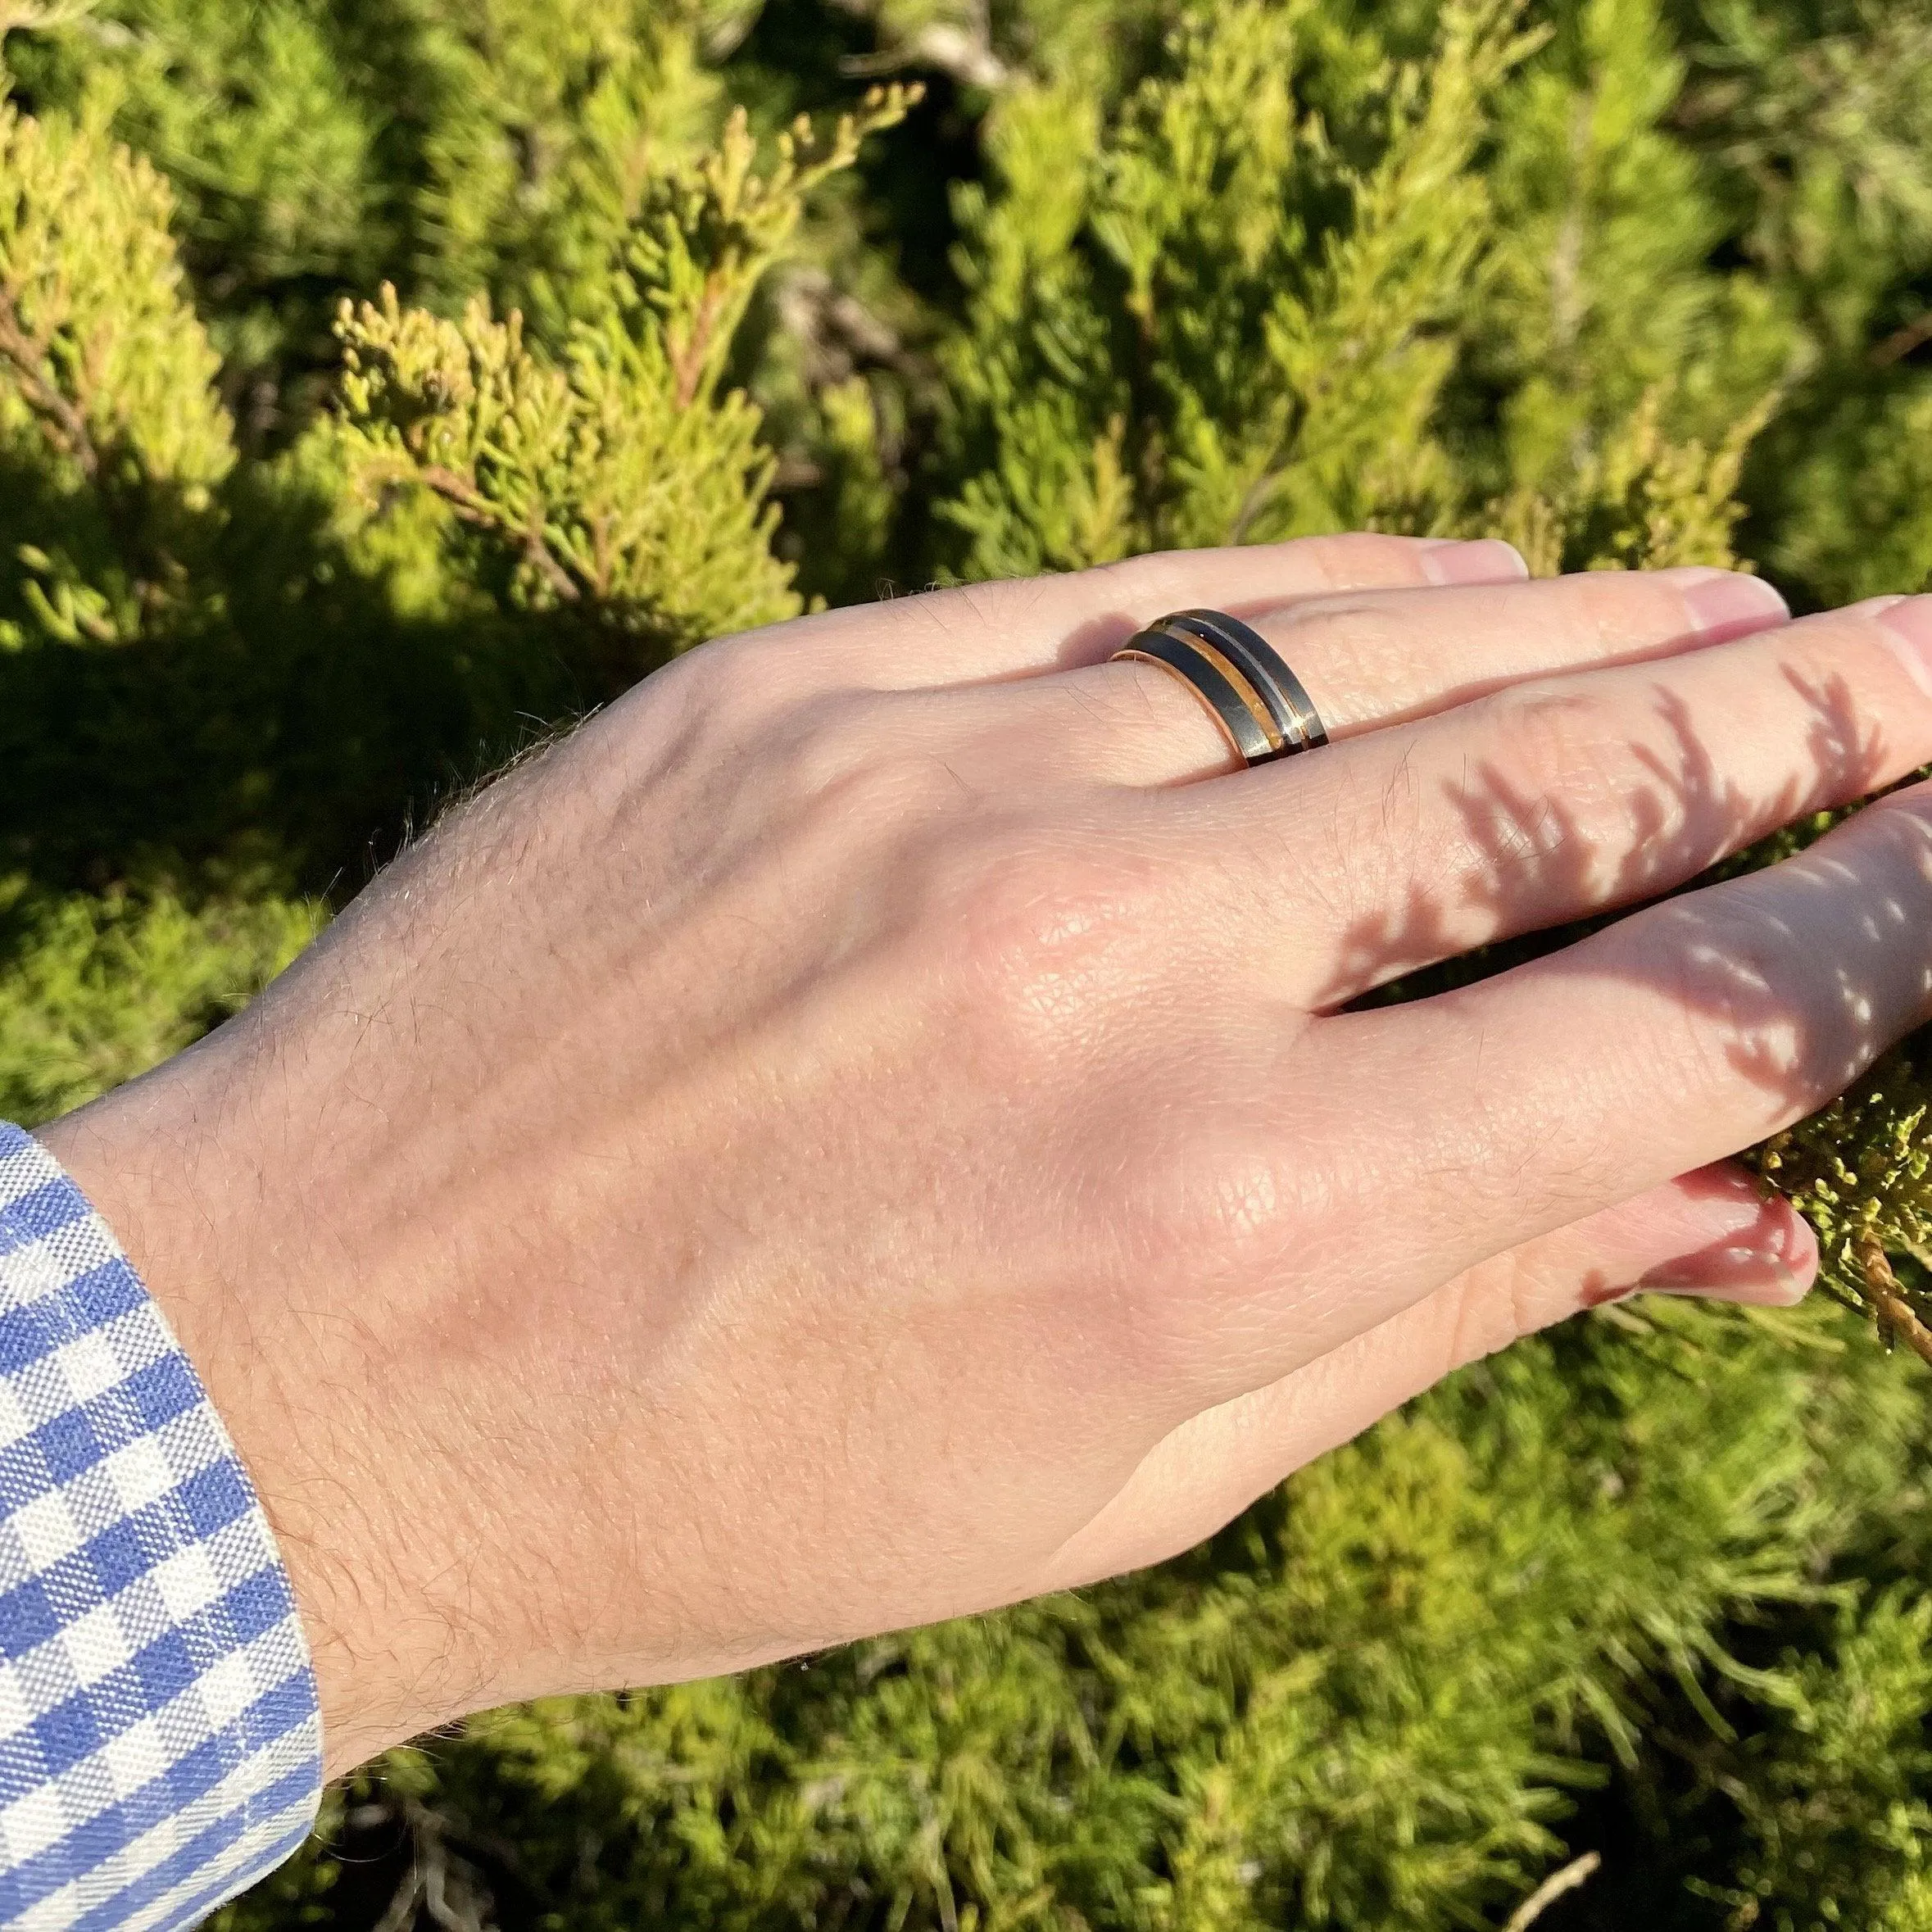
[0,1123,322,1932]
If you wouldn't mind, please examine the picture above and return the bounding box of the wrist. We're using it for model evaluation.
[36,1038,474,1777]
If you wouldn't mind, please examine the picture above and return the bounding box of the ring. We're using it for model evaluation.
[1111,625,1277,765]
[1111,610,1330,766]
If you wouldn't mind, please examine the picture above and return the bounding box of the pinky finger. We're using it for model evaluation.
[1036,1163,1815,1592]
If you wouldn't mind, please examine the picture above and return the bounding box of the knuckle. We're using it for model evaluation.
[634,642,752,758]
[669,632,760,705]
[1299,531,1425,583]
[770,689,967,819]
[1565,567,1660,636]
[1069,555,1196,642]
[1086,533,1419,619]
[1861,788,1932,880]
[1272,532,1423,593]
[1490,684,1620,803]
[1417,1001,1627,1223]
[1624,890,1828,1126]
[1766,630,1892,790]
[1085,551,1182,608]
[633,647,860,813]
[1103,1084,1336,1307]
[927,824,1157,1067]
[1273,600,1404,687]
[1436,1266,1538,1380]
[907,574,1059,645]
[666,634,812,739]
[1085,548,1231,616]
[1303,750,1422,920]
[1461,686,1630,869]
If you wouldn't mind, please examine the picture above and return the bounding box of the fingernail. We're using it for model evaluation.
[1663,568,1790,642]
[1580,1281,1639,1308]
[1876,595,1932,696]
[1420,539,1530,586]
[1639,1244,1811,1305]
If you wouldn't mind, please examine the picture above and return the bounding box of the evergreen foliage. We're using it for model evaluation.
[3,0,1932,1924]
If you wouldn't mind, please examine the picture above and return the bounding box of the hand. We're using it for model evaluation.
[43,537,1932,1776]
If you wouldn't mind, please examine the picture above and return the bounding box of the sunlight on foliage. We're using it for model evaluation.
[7,0,1932,1925]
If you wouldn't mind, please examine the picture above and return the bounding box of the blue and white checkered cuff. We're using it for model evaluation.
[0,1124,322,1931]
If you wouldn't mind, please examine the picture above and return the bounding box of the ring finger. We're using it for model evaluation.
[933,565,1789,790]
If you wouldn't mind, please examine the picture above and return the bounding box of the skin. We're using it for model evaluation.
[39,535,1932,1779]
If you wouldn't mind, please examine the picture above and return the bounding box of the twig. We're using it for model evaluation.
[1873,309,1932,370]
[416,464,580,603]
[520,505,581,604]
[370,1858,423,1932]
[0,288,99,478]
[841,20,1008,88]
[1855,1234,1932,1367]
[1503,1850,1601,1932]
[672,274,727,410]
[0,0,98,42]
[415,462,512,527]
[371,1798,496,1932]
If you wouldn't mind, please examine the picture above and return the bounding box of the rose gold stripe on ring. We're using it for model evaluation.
[1111,627,1280,766]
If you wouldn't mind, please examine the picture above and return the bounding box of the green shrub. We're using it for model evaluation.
[5,1,1932,1924]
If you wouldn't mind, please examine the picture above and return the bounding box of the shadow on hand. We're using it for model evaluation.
[1331,657,1929,1128]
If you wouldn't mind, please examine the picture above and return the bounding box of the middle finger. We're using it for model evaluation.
[1159,593,1932,1011]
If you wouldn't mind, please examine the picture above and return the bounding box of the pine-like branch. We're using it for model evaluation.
[0,285,99,478]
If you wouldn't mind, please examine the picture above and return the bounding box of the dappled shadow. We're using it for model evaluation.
[1328,653,1917,1128]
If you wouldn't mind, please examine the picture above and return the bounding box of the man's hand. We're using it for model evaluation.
[45,537,1932,1775]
